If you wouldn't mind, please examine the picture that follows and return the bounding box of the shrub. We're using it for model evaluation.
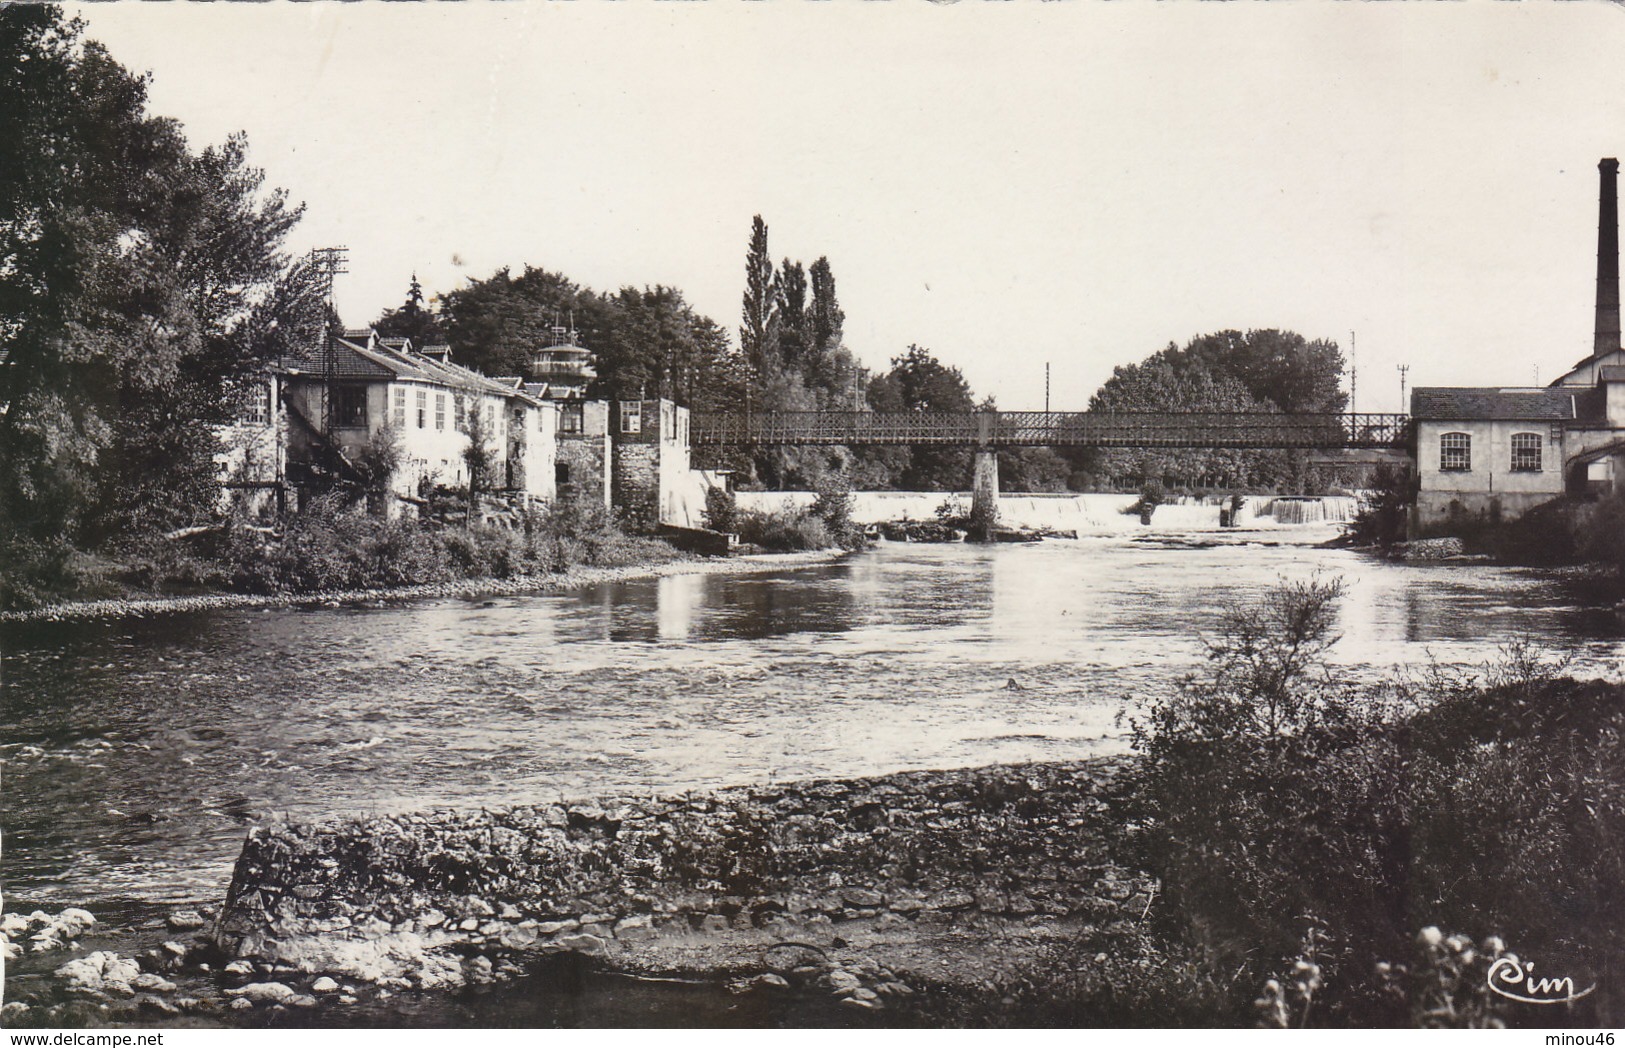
[1126,480,1166,523]
[1346,463,1413,547]
[810,476,867,549]
[735,507,832,551]
[702,485,739,533]
[1119,578,1624,1026]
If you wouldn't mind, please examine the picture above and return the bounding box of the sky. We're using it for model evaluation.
[62,0,1625,413]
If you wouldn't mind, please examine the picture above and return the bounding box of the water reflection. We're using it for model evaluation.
[2,537,1622,909]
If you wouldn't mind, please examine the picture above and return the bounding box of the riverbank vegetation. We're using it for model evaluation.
[996,578,1623,1027]
[2,498,680,612]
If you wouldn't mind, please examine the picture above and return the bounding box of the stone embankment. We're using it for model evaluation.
[214,759,1149,1010]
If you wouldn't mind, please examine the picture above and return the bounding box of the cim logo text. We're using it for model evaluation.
[1489,955,1597,1005]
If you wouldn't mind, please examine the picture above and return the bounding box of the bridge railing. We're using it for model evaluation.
[690,410,1411,450]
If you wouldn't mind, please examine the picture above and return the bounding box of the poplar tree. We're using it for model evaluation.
[739,215,780,377]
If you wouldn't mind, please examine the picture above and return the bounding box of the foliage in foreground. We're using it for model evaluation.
[983,578,1621,1028]
[1098,577,1624,1026]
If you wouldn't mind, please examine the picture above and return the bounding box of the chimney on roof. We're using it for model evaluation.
[1596,158,1621,360]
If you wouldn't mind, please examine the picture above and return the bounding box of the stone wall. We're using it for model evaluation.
[213,760,1150,993]
[611,443,660,526]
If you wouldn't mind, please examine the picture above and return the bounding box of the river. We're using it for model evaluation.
[3,525,1623,960]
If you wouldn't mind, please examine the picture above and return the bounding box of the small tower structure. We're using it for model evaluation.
[526,320,596,400]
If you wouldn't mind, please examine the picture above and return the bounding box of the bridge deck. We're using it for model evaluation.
[690,410,1410,450]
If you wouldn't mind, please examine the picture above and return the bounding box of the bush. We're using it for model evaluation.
[702,485,739,533]
[1126,480,1166,523]
[1119,578,1624,1026]
[1346,463,1413,547]
[735,507,832,551]
[810,476,867,550]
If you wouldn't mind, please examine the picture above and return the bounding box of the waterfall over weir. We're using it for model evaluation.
[731,491,1358,535]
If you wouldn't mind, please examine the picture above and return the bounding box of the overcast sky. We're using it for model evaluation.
[65,1,1625,413]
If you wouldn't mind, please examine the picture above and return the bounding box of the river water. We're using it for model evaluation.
[4,526,1624,922]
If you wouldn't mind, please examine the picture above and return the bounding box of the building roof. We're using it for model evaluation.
[1600,365,1625,383]
[1410,387,1581,421]
[282,332,543,408]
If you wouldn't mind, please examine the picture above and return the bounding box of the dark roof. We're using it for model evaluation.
[282,337,542,407]
[1410,387,1579,421]
[1600,366,1625,383]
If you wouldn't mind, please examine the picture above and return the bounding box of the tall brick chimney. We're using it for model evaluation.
[1596,157,1620,360]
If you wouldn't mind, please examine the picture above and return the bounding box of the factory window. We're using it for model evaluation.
[392,387,406,430]
[335,385,368,429]
[415,389,427,429]
[560,405,583,434]
[454,394,467,433]
[435,394,446,431]
[620,402,642,434]
[1440,431,1471,472]
[1510,432,1543,472]
[246,381,273,424]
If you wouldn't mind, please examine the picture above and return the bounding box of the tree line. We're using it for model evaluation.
[1,2,1352,602]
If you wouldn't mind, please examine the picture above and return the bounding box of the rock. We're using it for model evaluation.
[338,995,358,1005]
[55,951,142,997]
[225,982,297,1004]
[132,973,177,993]
[1,1002,30,1022]
[850,987,880,1003]
[311,976,340,994]
[418,909,447,929]
[224,960,256,977]
[230,998,255,1012]
[827,970,863,993]
[841,888,884,908]
[498,904,522,920]
[457,918,480,932]
[289,995,320,1009]
[752,973,790,991]
[463,897,495,918]
[137,995,182,1017]
[698,914,730,933]
[166,910,207,931]
[887,896,925,914]
[554,934,606,957]
[613,915,655,941]
[161,941,189,960]
[535,920,579,936]
[839,996,879,1011]
[930,891,976,911]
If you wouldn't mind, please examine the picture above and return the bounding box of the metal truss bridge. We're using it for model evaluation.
[689,410,1411,450]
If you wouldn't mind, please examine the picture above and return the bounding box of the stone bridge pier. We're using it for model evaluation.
[970,411,999,541]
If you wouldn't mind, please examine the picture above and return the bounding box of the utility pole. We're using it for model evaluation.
[1349,330,1357,415]
[310,246,349,446]
[1397,364,1410,413]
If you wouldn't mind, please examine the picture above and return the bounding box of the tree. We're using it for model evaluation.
[1081,329,1347,491]
[0,6,306,551]
[867,345,977,491]
[740,215,779,378]
[438,266,608,379]
[374,273,446,348]
[776,258,809,371]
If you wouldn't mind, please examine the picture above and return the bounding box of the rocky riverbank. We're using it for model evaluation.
[1,759,1152,1027]
[0,550,846,624]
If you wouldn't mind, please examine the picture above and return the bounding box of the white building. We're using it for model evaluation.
[280,329,557,516]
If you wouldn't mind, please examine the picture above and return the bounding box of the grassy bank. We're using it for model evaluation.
[0,496,844,620]
[0,497,680,614]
